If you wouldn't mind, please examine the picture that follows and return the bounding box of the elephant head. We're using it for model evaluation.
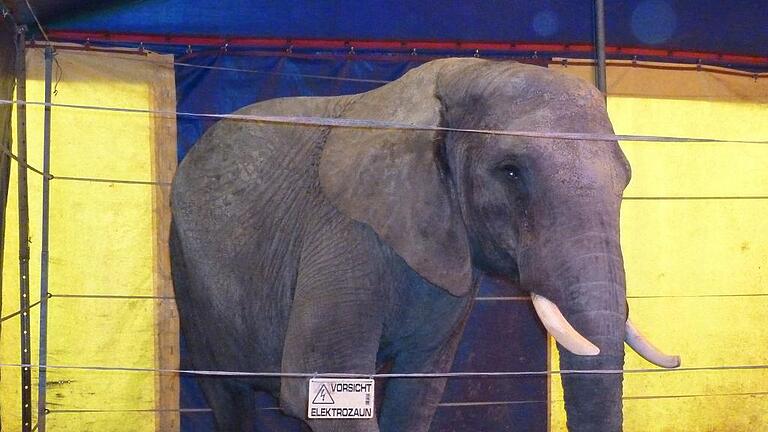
[320,59,678,431]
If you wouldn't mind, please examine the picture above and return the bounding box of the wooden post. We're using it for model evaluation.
[150,55,180,432]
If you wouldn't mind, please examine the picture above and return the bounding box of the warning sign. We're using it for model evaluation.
[312,384,335,404]
[307,378,375,419]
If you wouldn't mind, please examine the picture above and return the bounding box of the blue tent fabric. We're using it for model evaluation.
[175,54,421,158]
[52,0,768,59]
[175,53,548,431]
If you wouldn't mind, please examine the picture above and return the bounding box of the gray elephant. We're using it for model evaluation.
[170,58,679,432]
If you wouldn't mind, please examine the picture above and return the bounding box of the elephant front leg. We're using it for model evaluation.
[378,288,474,432]
[197,377,257,432]
[377,338,463,432]
[279,265,386,431]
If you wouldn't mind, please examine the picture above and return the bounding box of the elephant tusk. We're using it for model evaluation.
[530,293,600,356]
[625,319,681,368]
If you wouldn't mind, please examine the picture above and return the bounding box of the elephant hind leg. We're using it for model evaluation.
[198,378,257,432]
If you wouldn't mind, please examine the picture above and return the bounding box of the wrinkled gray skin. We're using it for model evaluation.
[170,58,631,432]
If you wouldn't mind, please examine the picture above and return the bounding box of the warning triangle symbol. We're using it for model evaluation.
[312,384,335,404]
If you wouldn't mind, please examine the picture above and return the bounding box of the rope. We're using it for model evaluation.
[0,362,766,379]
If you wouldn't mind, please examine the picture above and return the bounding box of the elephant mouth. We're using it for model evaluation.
[531,293,681,368]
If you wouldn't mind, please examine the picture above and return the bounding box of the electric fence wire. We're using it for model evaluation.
[2,98,767,145]
[40,390,768,415]
[0,299,41,322]
[3,290,766,321]
[0,362,767,379]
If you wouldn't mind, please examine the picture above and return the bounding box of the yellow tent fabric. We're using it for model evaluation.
[0,48,177,432]
[550,61,768,430]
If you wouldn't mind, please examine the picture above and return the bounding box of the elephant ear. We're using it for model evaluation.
[319,62,472,296]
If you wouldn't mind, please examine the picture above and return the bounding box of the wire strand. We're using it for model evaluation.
[40,390,768,415]
[51,293,175,300]
[0,142,49,177]
[0,362,766,379]
[47,408,216,414]
[624,195,768,200]
[32,48,394,85]
[628,293,768,299]
[52,175,171,186]
[1,98,767,145]
[0,300,41,322]
[173,62,390,84]
[23,0,49,43]
[49,292,768,302]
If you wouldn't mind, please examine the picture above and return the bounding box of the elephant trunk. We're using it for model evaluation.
[521,229,628,432]
[557,244,626,431]
[557,309,626,432]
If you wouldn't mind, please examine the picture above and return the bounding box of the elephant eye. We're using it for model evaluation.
[501,164,522,180]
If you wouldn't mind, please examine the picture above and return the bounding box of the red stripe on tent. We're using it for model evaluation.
[45,30,768,67]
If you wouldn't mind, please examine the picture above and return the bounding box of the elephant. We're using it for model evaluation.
[169,58,679,432]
